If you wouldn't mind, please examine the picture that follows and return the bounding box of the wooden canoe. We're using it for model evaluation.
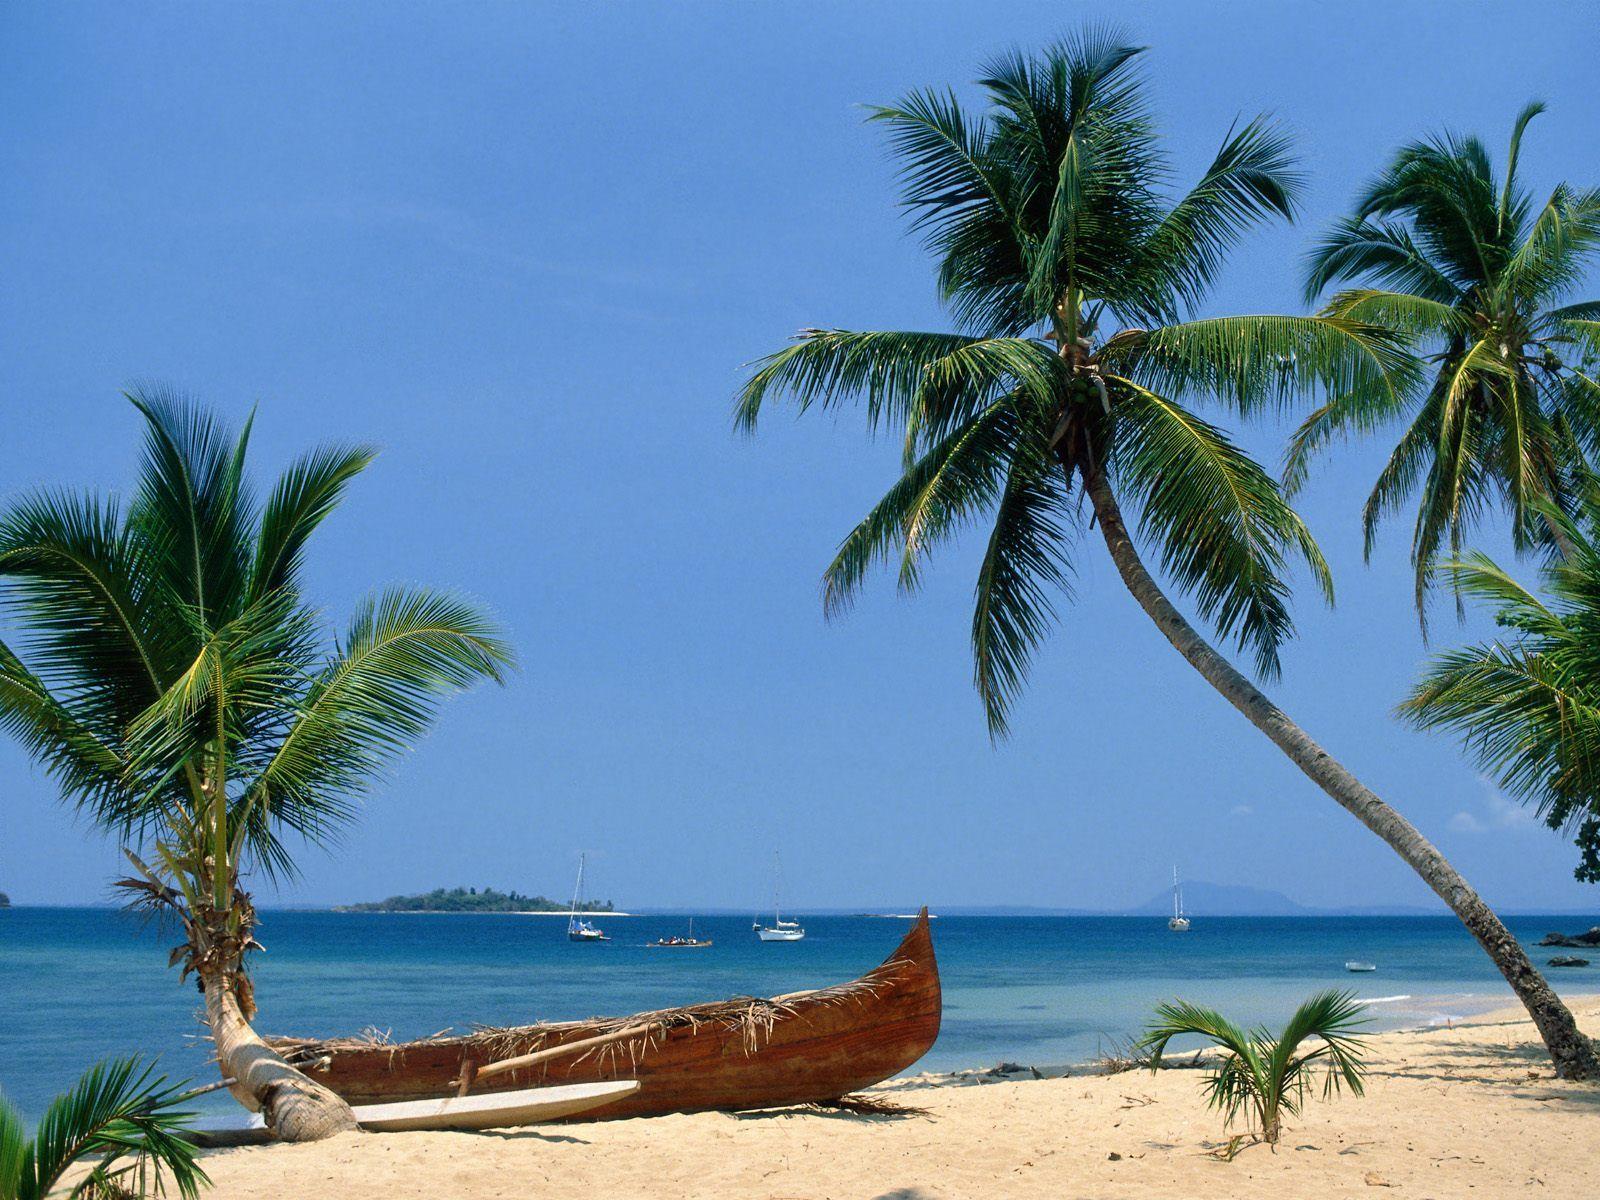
[271,909,939,1120]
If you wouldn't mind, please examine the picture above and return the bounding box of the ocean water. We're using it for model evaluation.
[1,906,1594,1121]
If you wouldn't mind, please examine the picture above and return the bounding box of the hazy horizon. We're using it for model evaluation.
[4,1,1600,914]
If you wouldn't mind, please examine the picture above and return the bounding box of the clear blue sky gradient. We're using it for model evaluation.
[3,2,1598,912]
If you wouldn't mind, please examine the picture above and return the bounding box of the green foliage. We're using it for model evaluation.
[1403,488,1600,880]
[1138,991,1369,1145]
[738,30,1396,735]
[1297,104,1600,628]
[0,392,515,979]
[338,887,612,914]
[0,1057,207,1200]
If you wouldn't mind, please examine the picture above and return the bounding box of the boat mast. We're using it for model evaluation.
[773,851,783,924]
[569,853,585,932]
[1172,866,1183,919]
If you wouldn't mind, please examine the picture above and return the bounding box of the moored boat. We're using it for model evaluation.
[567,853,610,943]
[1167,866,1190,932]
[270,909,940,1120]
[754,851,806,942]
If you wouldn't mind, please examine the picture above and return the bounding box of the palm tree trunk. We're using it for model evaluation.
[1074,451,1600,1081]
[201,967,360,1141]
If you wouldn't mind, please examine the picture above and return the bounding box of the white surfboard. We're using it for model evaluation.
[188,1080,640,1145]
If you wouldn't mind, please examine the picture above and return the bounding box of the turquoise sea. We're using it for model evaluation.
[1,906,1594,1121]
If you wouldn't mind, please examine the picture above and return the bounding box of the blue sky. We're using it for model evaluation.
[3,1,1598,912]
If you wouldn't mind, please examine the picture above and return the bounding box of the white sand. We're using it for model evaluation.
[195,996,1600,1199]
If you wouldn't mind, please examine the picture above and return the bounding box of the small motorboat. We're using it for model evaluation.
[1345,961,1377,973]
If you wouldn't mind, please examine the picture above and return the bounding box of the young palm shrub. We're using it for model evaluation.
[1295,104,1600,626]
[735,31,1599,1078]
[1138,991,1369,1148]
[0,393,514,1140]
[0,1057,207,1200]
[1402,485,1600,881]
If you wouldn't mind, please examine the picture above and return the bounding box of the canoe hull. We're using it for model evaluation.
[274,910,940,1120]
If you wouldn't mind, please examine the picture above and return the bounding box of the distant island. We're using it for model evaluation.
[336,886,612,914]
[0,892,9,908]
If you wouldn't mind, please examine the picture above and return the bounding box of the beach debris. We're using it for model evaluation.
[803,1093,929,1118]
[1107,1151,1122,1161]
[1546,955,1590,968]
[984,1061,1041,1079]
[1363,1171,1395,1186]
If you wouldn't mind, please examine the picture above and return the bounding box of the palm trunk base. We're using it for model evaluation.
[202,969,360,1141]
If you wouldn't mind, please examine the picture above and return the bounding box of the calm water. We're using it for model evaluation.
[1,906,1594,1120]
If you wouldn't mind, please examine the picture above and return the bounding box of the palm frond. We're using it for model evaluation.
[821,400,1020,615]
[1403,508,1600,876]
[970,433,1077,738]
[1108,314,1417,416]
[251,443,377,601]
[241,587,514,849]
[1110,380,1331,677]
[17,1057,206,1200]
[125,387,255,634]
[1148,116,1302,309]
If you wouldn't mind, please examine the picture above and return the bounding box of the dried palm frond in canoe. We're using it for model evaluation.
[270,909,940,1120]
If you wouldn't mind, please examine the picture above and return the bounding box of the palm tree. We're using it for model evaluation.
[1402,487,1600,881]
[734,32,1599,1078]
[1295,104,1600,627]
[0,393,514,1139]
[1138,991,1368,1148]
[0,1057,207,1200]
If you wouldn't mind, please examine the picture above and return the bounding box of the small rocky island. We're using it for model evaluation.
[336,886,613,914]
[0,891,10,908]
[1536,926,1600,949]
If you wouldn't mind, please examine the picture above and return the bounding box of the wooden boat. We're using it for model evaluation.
[271,909,939,1120]
[188,1081,641,1146]
[649,918,713,949]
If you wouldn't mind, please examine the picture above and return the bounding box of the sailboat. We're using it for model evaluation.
[753,853,805,942]
[567,853,609,943]
[1167,867,1191,932]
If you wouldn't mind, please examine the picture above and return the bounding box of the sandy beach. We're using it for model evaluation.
[192,995,1600,1199]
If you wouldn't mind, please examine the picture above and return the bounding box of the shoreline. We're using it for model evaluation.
[188,996,1600,1199]
[328,909,639,917]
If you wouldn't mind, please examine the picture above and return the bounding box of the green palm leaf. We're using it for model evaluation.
[1110,379,1332,677]
[4,1057,207,1200]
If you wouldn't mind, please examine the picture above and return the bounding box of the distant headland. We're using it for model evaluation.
[0,892,10,908]
[335,886,613,914]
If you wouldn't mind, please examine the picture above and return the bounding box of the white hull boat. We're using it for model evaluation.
[1167,867,1190,932]
[753,853,805,942]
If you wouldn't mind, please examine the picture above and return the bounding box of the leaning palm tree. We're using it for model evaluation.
[0,1057,207,1200]
[1295,104,1600,626]
[735,32,1599,1078]
[1138,991,1368,1148]
[1402,486,1600,881]
[0,393,514,1140]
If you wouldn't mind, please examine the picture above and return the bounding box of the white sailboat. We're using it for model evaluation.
[1167,867,1191,932]
[567,853,609,943]
[753,853,805,942]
